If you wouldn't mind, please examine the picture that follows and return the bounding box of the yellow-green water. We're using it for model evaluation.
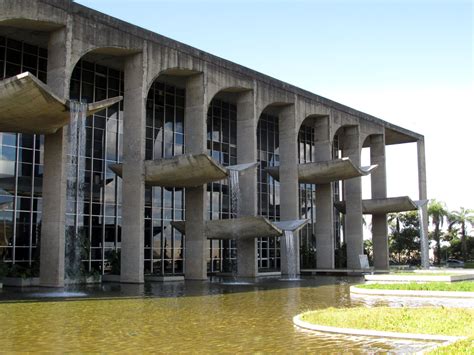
[0,281,439,353]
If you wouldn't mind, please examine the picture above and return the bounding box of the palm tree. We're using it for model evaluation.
[428,199,447,265]
[448,207,474,262]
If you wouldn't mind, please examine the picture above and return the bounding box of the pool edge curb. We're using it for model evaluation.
[350,285,474,298]
[292,313,464,343]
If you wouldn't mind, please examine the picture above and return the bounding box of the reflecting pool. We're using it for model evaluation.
[0,277,444,352]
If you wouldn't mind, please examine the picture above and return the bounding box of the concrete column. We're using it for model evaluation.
[370,134,389,270]
[313,117,334,269]
[184,74,208,280]
[342,126,364,269]
[40,26,72,287]
[417,139,430,268]
[236,90,258,277]
[120,51,147,283]
[279,104,300,275]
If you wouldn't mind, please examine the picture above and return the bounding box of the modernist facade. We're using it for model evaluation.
[0,0,428,287]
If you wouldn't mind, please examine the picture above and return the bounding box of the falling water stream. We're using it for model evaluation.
[228,169,240,218]
[284,230,298,280]
[65,101,87,283]
[227,169,240,278]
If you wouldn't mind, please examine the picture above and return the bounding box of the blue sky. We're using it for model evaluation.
[76,0,473,211]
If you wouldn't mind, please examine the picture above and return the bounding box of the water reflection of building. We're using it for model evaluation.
[0,0,428,286]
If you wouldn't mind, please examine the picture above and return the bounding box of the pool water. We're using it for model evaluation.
[0,277,442,352]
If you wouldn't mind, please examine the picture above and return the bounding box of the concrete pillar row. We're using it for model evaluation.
[120,47,148,283]
[236,88,258,277]
[184,73,208,280]
[279,101,300,275]
[342,126,364,269]
[313,117,335,269]
[370,134,389,270]
[417,139,429,268]
[40,22,73,287]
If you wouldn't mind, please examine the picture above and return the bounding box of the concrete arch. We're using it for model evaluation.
[361,133,384,149]
[297,114,328,135]
[360,129,385,148]
[208,86,252,105]
[205,70,253,108]
[145,67,202,97]
[333,124,358,143]
[0,0,68,29]
[258,101,293,118]
[71,46,141,76]
[0,18,65,32]
[67,46,142,103]
[295,98,331,131]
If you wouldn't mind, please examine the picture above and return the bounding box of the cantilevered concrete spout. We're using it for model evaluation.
[266,158,377,184]
[0,72,123,134]
[109,154,229,188]
[273,219,309,233]
[171,216,282,240]
[226,162,259,172]
[334,196,419,214]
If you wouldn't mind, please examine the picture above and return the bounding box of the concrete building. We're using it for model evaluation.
[0,0,428,287]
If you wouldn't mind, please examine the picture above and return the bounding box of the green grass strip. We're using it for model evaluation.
[300,307,473,336]
[358,281,474,292]
[429,336,474,354]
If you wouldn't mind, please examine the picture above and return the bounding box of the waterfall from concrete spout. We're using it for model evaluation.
[284,230,298,280]
[273,220,309,281]
[65,101,87,283]
[229,169,241,218]
[228,169,240,276]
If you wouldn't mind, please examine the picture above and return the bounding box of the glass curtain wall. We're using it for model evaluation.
[0,36,47,270]
[206,99,237,273]
[298,124,316,269]
[144,81,185,275]
[257,113,280,271]
[69,60,124,274]
[332,135,344,267]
